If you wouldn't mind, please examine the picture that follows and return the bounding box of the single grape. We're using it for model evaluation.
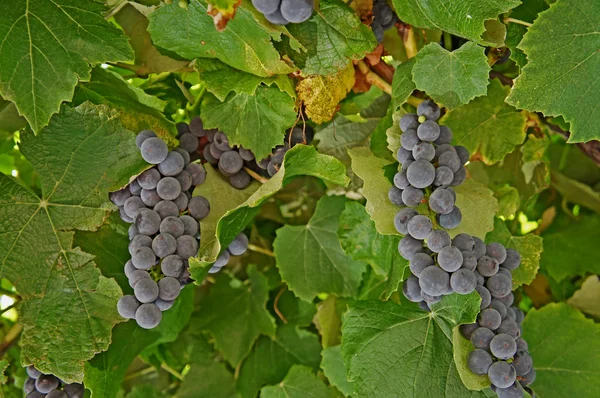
[433,166,454,187]
[137,168,161,191]
[132,246,156,270]
[176,122,190,135]
[267,161,278,176]
[477,255,499,277]
[264,8,289,25]
[179,132,199,153]
[400,159,413,172]
[189,116,205,137]
[135,209,161,235]
[417,100,441,121]
[434,143,456,159]
[490,299,508,319]
[152,233,177,258]
[455,145,470,165]
[35,375,60,394]
[461,251,477,271]
[140,188,161,207]
[117,295,140,319]
[400,113,419,132]
[478,308,502,330]
[129,179,142,196]
[26,366,41,379]
[419,266,450,296]
[271,145,288,165]
[409,252,434,277]
[505,307,516,321]
[398,235,423,260]
[407,215,433,239]
[487,242,508,263]
[23,377,36,394]
[393,171,410,189]
[110,188,131,206]
[487,274,512,298]
[177,235,198,259]
[412,142,435,161]
[173,192,189,212]
[474,270,485,286]
[371,20,384,42]
[134,278,159,303]
[203,144,218,164]
[472,237,486,259]
[513,307,524,324]
[402,186,424,207]
[496,382,524,398]
[459,323,479,339]
[158,216,184,238]
[497,319,521,339]
[475,285,492,309]
[156,177,181,201]
[135,303,162,329]
[438,150,461,172]
[179,215,199,236]
[230,170,252,189]
[450,268,476,294]
[400,128,419,150]
[393,208,418,235]
[158,276,181,301]
[402,276,423,302]
[512,352,532,376]
[417,120,440,142]
[238,147,255,162]
[450,166,466,186]
[141,137,168,164]
[488,361,516,389]
[188,196,211,220]
[502,249,521,270]
[175,147,191,165]
[219,151,244,176]
[128,269,150,288]
[438,206,462,229]
[434,125,452,145]
[397,147,414,163]
[63,383,85,398]
[154,200,179,219]
[373,2,393,25]
[174,170,192,191]
[155,298,175,311]
[228,233,249,256]
[467,349,493,375]
[470,327,494,351]
[161,254,183,278]
[136,130,157,149]
[158,151,185,177]
[521,368,536,386]
[123,196,146,219]
[185,162,206,186]
[426,229,451,252]
[214,250,231,268]
[438,246,463,272]
[428,187,455,214]
[497,292,514,307]
[388,186,404,206]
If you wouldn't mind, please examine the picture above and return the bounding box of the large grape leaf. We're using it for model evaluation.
[450,178,499,240]
[260,365,339,398]
[273,289,316,327]
[0,103,147,382]
[236,324,322,398]
[201,87,297,160]
[540,213,600,282]
[273,196,367,301]
[412,42,490,110]
[338,201,408,300]
[441,79,528,164]
[390,0,520,42]
[523,303,600,398]
[194,266,275,367]
[392,59,417,110]
[321,346,354,397]
[284,0,376,76]
[505,0,549,68]
[485,218,542,287]
[190,145,349,282]
[507,0,600,143]
[84,287,195,398]
[341,293,486,398]
[0,0,133,133]
[567,275,600,321]
[147,0,293,77]
[453,327,490,390]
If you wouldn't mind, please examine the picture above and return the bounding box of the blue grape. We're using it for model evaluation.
[110,188,131,207]
[502,249,521,270]
[473,237,486,259]
[129,234,152,256]
[478,308,502,330]
[470,327,494,351]
[512,352,532,376]
[280,0,314,23]
[461,251,477,271]
[136,130,157,149]
[230,170,252,189]
[412,142,435,161]
[135,209,161,235]
[397,147,414,163]
[161,254,183,278]
[137,168,161,190]
[488,361,516,389]
[35,375,59,394]
[264,8,289,25]
[467,349,493,375]
[477,255,499,277]
[417,120,440,142]
[219,150,244,175]
[407,215,433,239]
[134,278,159,303]
[487,273,512,298]
[402,276,423,302]
[428,187,455,214]
[179,215,199,236]
[394,208,418,235]
[141,137,168,164]
[419,266,450,296]
[417,100,441,121]
[496,382,524,398]
[123,196,146,219]
[158,276,181,301]
[455,145,470,165]
[497,319,521,339]
[438,246,463,272]
[179,132,199,153]
[160,216,185,238]
[140,188,161,207]
[434,125,452,145]
[459,323,479,339]
[388,186,404,206]
[487,242,508,263]
[490,299,508,319]
[398,235,423,260]
[185,162,206,186]
[450,268,476,294]
[476,285,491,309]
[400,113,419,132]
[174,170,192,192]
[402,186,424,207]
[400,128,419,150]
[152,233,177,258]
[188,196,210,220]
[228,233,249,256]
[156,177,181,201]
[407,159,435,188]
[393,171,409,189]
[189,116,205,137]
[135,303,162,329]
[132,246,156,270]
[426,229,451,252]
[177,235,198,259]
[433,166,454,187]
[158,151,185,176]
[409,252,434,277]
[438,150,461,172]
[438,206,462,229]
[117,295,140,319]
[154,200,179,219]
[450,166,466,186]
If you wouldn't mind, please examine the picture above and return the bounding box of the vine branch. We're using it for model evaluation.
[356,60,392,94]
[247,244,275,257]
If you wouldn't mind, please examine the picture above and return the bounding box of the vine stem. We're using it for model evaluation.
[273,286,288,324]
[247,244,275,257]
[161,363,184,381]
[356,61,392,94]
[243,167,269,184]
[504,18,533,27]
[407,95,424,108]
[403,26,419,59]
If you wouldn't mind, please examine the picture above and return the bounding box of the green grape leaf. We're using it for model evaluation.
[0,98,27,133]
[260,365,340,398]
[191,145,349,281]
[0,103,145,382]
[495,186,521,219]
[196,59,296,102]
[84,287,195,398]
[0,0,133,133]
[551,171,600,214]
[386,110,404,158]
[114,3,188,75]
[284,0,376,75]
[505,0,549,68]
[453,328,491,390]
[370,104,396,162]
[321,346,354,397]
[392,59,417,110]
[236,324,322,398]
[147,1,293,77]
[314,295,346,349]
[567,275,600,321]
[390,0,520,42]
[507,0,600,143]
[206,0,239,20]
[341,293,485,398]
[441,79,527,164]
[412,42,490,110]
[194,266,275,367]
[274,289,316,327]
[452,179,500,240]
[348,147,398,235]
[73,67,176,144]
[541,213,600,282]
[126,386,166,398]
[338,201,408,299]
[523,303,600,398]
[480,19,507,48]
[485,218,542,287]
[201,87,297,160]
[274,196,367,301]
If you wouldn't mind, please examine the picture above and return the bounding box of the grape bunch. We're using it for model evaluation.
[371,0,397,43]
[251,0,313,25]
[23,366,84,398]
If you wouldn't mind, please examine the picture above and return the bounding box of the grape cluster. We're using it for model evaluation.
[460,287,535,398]
[371,0,397,43]
[23,366,84,398]
[251,0,313,25]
